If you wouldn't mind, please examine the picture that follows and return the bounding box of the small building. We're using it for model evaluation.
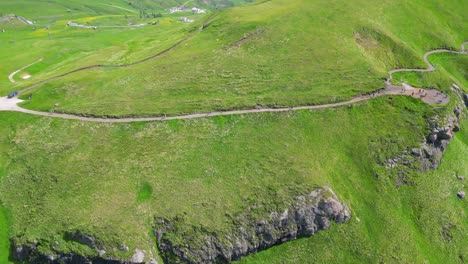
[192,7,206,14]
[179,17,194,23]
[169,6,188,13]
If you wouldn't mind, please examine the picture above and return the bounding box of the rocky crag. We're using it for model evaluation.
[12,232,154,264]
[385,84,467,185]
[10,187,350,264]
[153,187,351,263]
[9,84,467,263]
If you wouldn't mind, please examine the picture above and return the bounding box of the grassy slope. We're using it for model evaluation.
[15,0,468,117]
[0,95,434,261]
[393,53,468,92]
[0,206,9,263]
[0,0,200,93]
[0,0,467,263]
[129,0,253,10]
[238,52,468,263]
[0,0,252,94]
[240,119,468,263]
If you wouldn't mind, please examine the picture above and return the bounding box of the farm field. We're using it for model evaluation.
[0,0,467,263]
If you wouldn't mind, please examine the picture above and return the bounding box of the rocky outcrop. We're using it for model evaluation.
[11,188,349,264]
[67,231,98,249]
[153,187,351,263]
[11,239,155,264]
[385,84,466,184]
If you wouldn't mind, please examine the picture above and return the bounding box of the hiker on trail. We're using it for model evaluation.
[412,92,414,96]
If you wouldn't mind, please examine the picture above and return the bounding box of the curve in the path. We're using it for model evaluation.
[8,58,43,83]
[388,41,468,81]
[2,38,466,123]
[0,84,451,123]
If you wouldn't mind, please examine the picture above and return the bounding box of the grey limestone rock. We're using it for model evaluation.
[130,249,145,263]
[457,191,465,199]
[154,187,351,263]
[67,231,96,248]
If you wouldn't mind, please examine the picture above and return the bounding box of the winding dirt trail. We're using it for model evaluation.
[1,39,466,123]
[388,41,468,81]
[8,58,43,83]
[0,85,451,123]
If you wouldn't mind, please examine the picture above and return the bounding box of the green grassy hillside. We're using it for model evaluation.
[0,0,216,94]
[0,0,467,263]
[9,0,467,117]
[129,0,253,10]
[0,95,439,262]
[240,120,468,263]
[393,53,468,91]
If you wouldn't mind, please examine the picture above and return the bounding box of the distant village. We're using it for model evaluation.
[168,6,206,23]
[168,6,206,14]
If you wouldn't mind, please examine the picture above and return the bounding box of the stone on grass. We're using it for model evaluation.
[457,191,465,199]
[130,249,145,263]
[119,245,130,252]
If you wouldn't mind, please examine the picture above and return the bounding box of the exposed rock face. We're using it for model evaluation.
[130,249,146,263]
[385,84,466,181]
[10,187,349,264]
[11,239,147,264]
[153,187,351,263]
[67,231,97,249]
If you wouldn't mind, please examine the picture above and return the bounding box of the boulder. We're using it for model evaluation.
[130,249,145,263]
[67,232,96,248]
[119,245,130,252]
[457,191,465,199]
[411,148,422,156]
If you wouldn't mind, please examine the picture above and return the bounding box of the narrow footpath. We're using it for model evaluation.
[0,84,451,123]
[8,57,43,83]
[1,40,466,123]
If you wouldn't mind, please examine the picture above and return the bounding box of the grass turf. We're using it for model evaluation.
[9,0,468,117]
[0,95,437,261]
[0,0,467,262]
[238,118,468,263]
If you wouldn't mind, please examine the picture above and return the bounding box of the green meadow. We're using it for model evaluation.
[0,95,442,261]
[240,121,468,263]
[393,53,468,90]
[0,0,467,263]
[8,0,467,117]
